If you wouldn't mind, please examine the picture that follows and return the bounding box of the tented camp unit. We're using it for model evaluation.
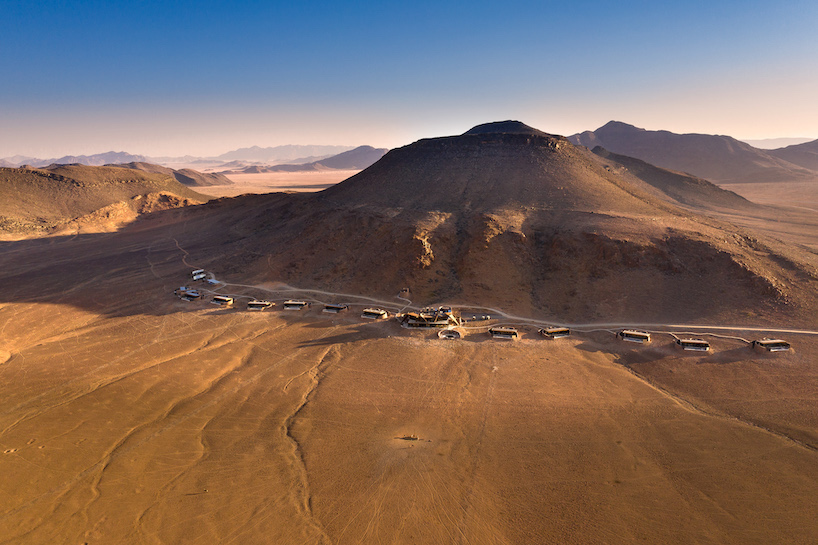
[399,307,459,328]
[361,308,389,320]
[618,330,651,343]
[752,338,791,352]
[247,300,273,311]
[675,338,710,351]
[323,304,349,314]
[489,327,518,339]
[539,327,570,339]
[211,295,234,306]
[283,300,311,311]
[438,329,462,340]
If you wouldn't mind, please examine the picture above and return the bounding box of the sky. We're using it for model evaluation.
[2,0,818,158]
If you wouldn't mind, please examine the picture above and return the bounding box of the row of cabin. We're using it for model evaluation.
[486,327,572,340]
[483,327,791,352]
[619,330,791,352]
[178,279,793,352]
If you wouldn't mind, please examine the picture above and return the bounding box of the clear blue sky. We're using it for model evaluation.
[2,0,817,157]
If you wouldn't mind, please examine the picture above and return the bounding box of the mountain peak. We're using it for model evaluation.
[598,120,642,132]
[463,120,550,137]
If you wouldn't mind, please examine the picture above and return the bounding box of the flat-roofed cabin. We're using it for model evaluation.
[211,295,234,306]
[489,327,518,339]
[323,304,349,313]
[283,300,311,311]
[190,269,205,278]
[752,338,791,352]
[539,327,570,339]
[675,338,710,351]
[361,308,388,320]
[247,300,273,310]
[618,330,651,343]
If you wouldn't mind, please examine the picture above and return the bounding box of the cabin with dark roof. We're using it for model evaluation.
[752,338,791,352]
[675,338,710,351]
[539,327,570,339]
[489,327,518,339]
[618,330,651,343]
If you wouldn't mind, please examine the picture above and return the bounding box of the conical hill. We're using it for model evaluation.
[171,123,817,324]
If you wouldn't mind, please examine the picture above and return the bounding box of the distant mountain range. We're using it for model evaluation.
[214,144,354,163]
[3,151,151,169]
[569,122,818,184]
[0,145,360,169]
[222,146,388,173]
[5,128,818,186]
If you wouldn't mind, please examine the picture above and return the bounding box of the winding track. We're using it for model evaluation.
[203,278,818,337]
[174,239,818,340]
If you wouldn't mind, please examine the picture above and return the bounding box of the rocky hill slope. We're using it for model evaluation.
[116,162,232,187]
[0,165,207,236]
[165,121,817,324]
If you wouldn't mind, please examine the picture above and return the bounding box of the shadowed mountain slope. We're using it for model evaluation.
[0,165,208,235]
[768,138,818,171]
[161,123,817,325]
[570,121,818,184]
[588,147,755,212]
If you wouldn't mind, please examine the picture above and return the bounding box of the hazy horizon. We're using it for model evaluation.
[2,1,817,158]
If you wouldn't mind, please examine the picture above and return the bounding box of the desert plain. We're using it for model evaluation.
[209,171,362,198]
[2,126,818,544]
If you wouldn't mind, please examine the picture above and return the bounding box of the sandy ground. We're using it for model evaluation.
[1,230,817,544]
[1,174,818,545]
[199,171,360,198]
[721,181,818,211]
